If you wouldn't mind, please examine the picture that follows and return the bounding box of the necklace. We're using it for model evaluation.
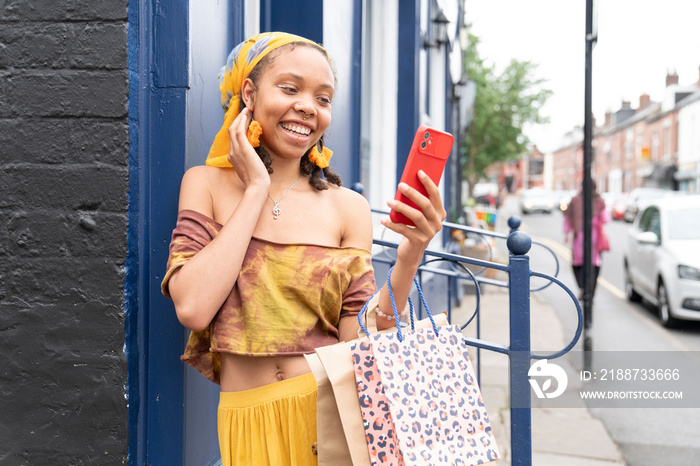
[267,175,302,220]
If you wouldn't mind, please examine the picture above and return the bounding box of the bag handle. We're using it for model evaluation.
[357,267,439,341]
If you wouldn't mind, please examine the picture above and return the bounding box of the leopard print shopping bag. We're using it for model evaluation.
[369,325,500,465]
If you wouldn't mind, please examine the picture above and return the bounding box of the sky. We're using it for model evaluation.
[465,0,700,153]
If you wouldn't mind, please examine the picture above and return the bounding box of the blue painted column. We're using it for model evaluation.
[127,0,189,464]
[506,231,533,465]
[396,0,421,183]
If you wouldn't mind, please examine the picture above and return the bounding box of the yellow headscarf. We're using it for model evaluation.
[206,32,323,168]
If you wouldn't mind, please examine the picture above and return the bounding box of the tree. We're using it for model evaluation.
[463,32,552,199]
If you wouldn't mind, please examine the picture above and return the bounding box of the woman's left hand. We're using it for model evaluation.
[382,170,446,265]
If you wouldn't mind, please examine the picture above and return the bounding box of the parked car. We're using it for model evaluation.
[623,195,700,327]
[622,187,668,222]
[609,192,629,221]
[519,188,556,214]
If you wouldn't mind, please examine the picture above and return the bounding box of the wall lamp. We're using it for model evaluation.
[423,10,450,49]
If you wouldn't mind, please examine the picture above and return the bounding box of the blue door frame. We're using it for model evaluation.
[126,0,189,464]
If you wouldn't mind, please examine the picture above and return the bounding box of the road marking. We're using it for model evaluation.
[598,278,626,300]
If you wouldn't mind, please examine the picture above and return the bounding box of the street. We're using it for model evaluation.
[498,195,700,466]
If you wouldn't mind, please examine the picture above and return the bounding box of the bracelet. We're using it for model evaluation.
[375,306,408,321]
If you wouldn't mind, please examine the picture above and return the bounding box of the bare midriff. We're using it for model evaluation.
[219,352,312,392]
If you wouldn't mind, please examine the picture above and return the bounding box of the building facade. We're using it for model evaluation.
[677,91,700,193]
[548,70,700,195]
[1,0,468,464]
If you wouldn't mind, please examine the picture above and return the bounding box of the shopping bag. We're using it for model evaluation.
[367,278,500,465]
[351,338,404,466]
[305,351,356,465]
[371,326,500,464]
[351,270,456,465]
[309,271,449,466]
[305,290,386,466]
[311,337,372,465]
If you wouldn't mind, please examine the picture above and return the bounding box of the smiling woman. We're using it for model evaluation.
[239,47,335,173]
[159,31,447,465]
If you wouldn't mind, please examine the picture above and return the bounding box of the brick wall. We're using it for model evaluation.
[0,0,129,463]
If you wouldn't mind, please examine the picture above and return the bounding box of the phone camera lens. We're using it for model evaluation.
[423,131,430,140]
[420,141,427,149]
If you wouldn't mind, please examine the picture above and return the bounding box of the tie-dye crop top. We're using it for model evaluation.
[161,209,378,384]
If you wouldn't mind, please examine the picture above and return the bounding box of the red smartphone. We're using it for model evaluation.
[390,125,453,226]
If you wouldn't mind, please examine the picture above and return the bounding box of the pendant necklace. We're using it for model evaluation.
[267,175,302,220]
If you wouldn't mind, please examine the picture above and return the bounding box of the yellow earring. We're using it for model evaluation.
[247,120,262,148]
[308,145,333,169]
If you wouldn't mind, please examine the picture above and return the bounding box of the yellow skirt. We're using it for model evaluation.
[218,372,318,466]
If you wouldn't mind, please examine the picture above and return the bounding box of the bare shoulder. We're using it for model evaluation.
[329,184,369,209]
[329,186,373,249]
[177,165,217,216]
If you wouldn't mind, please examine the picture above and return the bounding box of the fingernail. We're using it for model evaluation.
[387,199,397,208]
[398,183,409,192]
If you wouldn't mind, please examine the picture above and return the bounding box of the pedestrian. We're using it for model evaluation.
[563,180,610,300]
[160,32,445,465]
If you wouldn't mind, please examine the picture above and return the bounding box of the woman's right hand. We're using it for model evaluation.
[227,107,271,191]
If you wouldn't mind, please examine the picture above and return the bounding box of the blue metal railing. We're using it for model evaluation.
[371,211,583,466]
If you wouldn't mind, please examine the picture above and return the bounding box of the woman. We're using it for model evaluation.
[161,32,446,465]
[563,181,610,300]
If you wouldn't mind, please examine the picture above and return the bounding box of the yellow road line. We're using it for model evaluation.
[599,277,626,300]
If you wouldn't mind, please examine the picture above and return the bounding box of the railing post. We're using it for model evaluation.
[508,215,522,235]
[507,231,532,466]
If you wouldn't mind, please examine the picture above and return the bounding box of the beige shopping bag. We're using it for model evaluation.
[305,351,357,466]
[313,340,372,465]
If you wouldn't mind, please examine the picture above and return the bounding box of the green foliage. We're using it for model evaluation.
[463,32,552,195]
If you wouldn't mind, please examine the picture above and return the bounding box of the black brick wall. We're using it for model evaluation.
[0,0,129,463]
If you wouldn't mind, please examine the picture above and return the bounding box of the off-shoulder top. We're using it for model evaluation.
[161,209,378,384]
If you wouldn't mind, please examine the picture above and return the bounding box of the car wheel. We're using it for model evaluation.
[624,263,642,303]
[657,280,680,328]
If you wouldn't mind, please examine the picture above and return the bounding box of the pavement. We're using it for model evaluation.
[456,287,625,465]
[451,206,627,465]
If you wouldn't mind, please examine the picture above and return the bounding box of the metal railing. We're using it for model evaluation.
[371,210,583,466]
